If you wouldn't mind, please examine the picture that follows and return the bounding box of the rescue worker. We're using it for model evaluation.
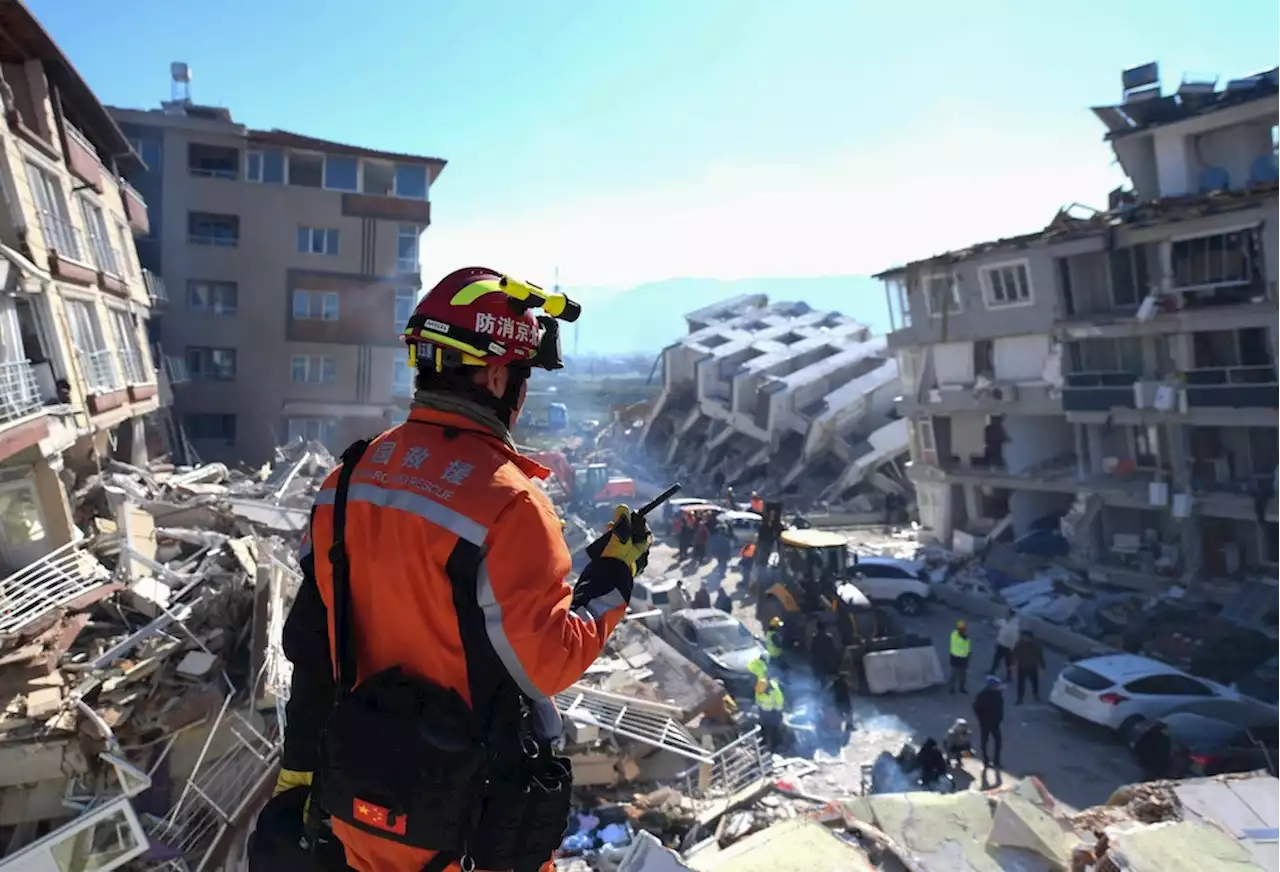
[990,608,1019,681]
[677,509,695,559]
[739,540,757,580]
[754,676,786,750]
[972,675,1005,770]
[765,616,786,659]
[725,485,736,508]
[749,491,764,513]
[943,718,972,767]
[746,653,769,681]
[1012,629,1046,704]
[263,268,652,872]
[948,619,971,695]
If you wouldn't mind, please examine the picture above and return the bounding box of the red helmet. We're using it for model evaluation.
[402,267,550,372]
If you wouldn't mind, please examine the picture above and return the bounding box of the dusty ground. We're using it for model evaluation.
[640,538,1141,813]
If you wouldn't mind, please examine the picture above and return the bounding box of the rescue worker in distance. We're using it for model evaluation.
[269,268,652,872]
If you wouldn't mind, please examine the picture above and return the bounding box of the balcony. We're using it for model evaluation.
[188,212,240,248]
[1183,366,1279,409]
[36,212,97,286]
[340,192,432,224]
[143,269,168,305]
[1062,372,1139,412]
[122,181,150,235]
[79,348,127,414]
[0,538,113,643]
[62,122,103,192]
[86,236,127,296]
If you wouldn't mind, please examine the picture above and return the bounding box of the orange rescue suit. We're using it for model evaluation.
[302,407,627,872]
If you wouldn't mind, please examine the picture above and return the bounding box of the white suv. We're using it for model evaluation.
[848,554,933,616]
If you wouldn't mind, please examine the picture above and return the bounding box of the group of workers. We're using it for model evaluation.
[746,616,790,749]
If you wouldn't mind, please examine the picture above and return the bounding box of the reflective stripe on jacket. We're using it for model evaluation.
[301,406,625,872]
[950,630,971,659]
[747,657,769,679]
[755,680,784,712]
[764,630,783,658]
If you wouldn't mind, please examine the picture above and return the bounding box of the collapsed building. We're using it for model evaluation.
[880,63,1278,593]
[641,295,911,512]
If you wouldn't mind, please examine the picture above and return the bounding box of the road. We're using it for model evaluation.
[639,539,1141,812]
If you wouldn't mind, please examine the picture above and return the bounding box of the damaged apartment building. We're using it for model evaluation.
[882,62,1278,592]
[641,295,910,510]
[0,3,167,580]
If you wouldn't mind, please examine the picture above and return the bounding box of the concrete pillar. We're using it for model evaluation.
[1073,424,1087,480]
[115,417,149,468]
[30,454,74,549]
[963,485,981,525]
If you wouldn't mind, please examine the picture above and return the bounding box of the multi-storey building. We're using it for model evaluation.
[109,79,444,464]
[0,2,162,575]
[882,63,1278,589]
[644,294,910,507]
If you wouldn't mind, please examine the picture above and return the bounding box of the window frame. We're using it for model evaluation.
[187,280,239,316]
[245,149,263,183]
[1168,225,1259,293]
[291,354,337,385]
[323,154,360,192]
[292,289,340,321]
[25,160,85,263]
[394,287,417,331]
[185,346,237,382]
[392,348,414,397]
[980,260,1034,309]
[187,211,240,247]
[297,226,339,256]
[393,163,429,200]
[396,224,421,272]
[287,416,337,447]
[77,195,122,276]
[186,412,237,445]
[922,272,962,317]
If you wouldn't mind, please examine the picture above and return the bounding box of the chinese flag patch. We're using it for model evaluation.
[352,798,407,836]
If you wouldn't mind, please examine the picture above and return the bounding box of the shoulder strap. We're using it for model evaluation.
[330,438,371,697]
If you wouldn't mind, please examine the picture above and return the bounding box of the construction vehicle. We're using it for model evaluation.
[756,528,941,695]
[525,449,636,511]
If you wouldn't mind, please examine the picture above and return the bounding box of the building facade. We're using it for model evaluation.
[0,2,162,577]
[883,63,1278,589]
[108,96,444,464]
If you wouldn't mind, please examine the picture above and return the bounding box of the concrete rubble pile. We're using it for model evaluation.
[556,771,1277,871]
[0,439,334,871]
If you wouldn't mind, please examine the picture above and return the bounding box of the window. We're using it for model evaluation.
[188,212,239,246]
[245,150,263,182]
[255,148,285,184]
[186,346,236,381]
[113,221,135,277]
[886,276,911,329]
[324,155,359,191]
[0,476,47,554]
[394,163,428,199]
[297,226,339,256]
[923,274,961,316]
[109,309,147,384]
[393,349,413,397]
[129,137,161,172]
[291,354,337,385]
[292,289,340,321]
[49,802,145,872]
[288,417,336,447]
[1124,674,1215,696]
[982,262,1033,307]
[64,298,121,393]
[187,143,239,179]
[25,162,82,261]
[1171,230,1259,291]
[187,280,238,315]
[186,413,236,444]
[1109,245,1149,307]
[288,152,324,188]
[362,160,394,195]
[397,225,421,273]
[389,408,409,426]
[394,287,417,331]
[78,198,121,275]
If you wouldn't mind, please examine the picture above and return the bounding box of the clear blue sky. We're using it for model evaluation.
[30,0,1280,291]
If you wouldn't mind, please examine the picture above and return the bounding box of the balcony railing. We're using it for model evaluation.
[87,234,123,277]
[188,231,239,247]
[79,348,124,395]
[0,360,44,423]
[165,355,190,384]
[143,268,168,304]
[1184,366,1278,409]
[0,538,112,642]
[36,210,88,263]
[1062,371,1138,412]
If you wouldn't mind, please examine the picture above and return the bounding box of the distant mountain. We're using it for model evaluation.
[558,275,890,357]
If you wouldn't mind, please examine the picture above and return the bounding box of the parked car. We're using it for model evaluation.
[848,553,932,616]
[630,577,690,628]
[719,510,762,545]
[658,608,765,700]
[664,496,715,523]
[1128,698,1279,777]
[1049,654,1240,733]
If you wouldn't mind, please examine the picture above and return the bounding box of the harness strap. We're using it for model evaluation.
[330,438,371,696]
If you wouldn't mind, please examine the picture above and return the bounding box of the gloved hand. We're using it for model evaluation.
[592,504,652,576]
[273,768,314,821]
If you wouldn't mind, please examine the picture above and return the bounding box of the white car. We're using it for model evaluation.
[1049,654,1240,734]
[848,553,932,616]
[719,510,763,545]
[663,497,718,523]
[629,577,690,628]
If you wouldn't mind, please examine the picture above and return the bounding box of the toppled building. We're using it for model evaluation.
[882,63,1278,599]
[642,295,910,510]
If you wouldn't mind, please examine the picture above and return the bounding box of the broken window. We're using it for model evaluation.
[187,413,236,443]
[1109,245,1149,308]
[924,274,961,316]
[187,142,239,179]
[973,340,994,378]
[287,152,324,188]
[981,262,1032,307]
[1193,328,1273,368]
[1171,229,1259,292]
